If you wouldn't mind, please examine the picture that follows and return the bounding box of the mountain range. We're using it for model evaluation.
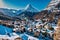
[0,4,40,20]
[0,1,60,20]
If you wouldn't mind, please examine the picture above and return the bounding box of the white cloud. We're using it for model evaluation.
[0,0,24,9]
[0,0,5,8]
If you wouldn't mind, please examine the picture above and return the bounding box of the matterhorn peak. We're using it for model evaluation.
[25,4,32,10]
[24,4,39,12]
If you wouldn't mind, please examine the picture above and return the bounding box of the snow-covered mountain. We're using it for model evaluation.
[0,4,39,16]
[0,4,40,20]
[24,4,39,12]
[16,4,40,19]
[16,4,39,15]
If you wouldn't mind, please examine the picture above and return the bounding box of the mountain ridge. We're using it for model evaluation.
[0,4,40,20]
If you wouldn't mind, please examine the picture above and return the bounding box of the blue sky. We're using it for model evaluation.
[0,0,51,10]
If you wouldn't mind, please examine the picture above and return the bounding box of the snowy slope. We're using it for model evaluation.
[0,8,17,17]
